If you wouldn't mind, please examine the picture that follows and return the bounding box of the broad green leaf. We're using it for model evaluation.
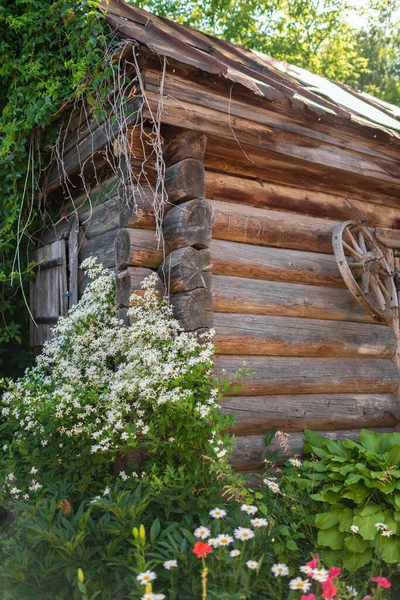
[344,533,370,553]
[338,507,353,533]
[359,429,382,453]
[317,525,345,550]
[343,547,373,573]
[376,536,400,563]
[304,430,330,458]
[384,445,400,465]
[315,507,342,530]
[353,511,386,540]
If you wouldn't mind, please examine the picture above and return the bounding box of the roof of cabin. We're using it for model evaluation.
[100,0,400,139]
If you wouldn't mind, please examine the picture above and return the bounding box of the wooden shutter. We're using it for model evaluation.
[30,240,68,347]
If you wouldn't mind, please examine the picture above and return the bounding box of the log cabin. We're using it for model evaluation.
[31,0,400,472]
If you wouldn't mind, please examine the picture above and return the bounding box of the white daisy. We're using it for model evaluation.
[346,586,358,598]
[217,533,233,546]
[194,526,211,539]
[288,458,302,467]
[163,560,177,570]
[350,525,359,533]
[208,538,220,547]
[246,560,259,570]
[209,507,227,519]
[271,563,289,577]
[263,478,281,493]
[230,549,240,557]
[234,527,254,541]
[137,570,157,585]
[299,565,313,575]
[289,578,311,592]
[241,504,258,515]
[382,529,394,537]
[251,518,268,528]
[375,522,388,531]
[312,568,329,582]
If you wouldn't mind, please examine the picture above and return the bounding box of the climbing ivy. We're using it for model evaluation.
[0,0,115,376]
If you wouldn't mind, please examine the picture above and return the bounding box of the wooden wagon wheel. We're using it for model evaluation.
[332,220,398,324]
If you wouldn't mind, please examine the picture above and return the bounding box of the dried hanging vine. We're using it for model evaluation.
[0,0,119,376]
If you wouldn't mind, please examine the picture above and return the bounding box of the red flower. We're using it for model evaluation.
[301,595,315,600]
[193,542,212,559]
[371,576,391,589]
[306,554,319,570]
[321,578,337,600]
[328,567,341,579]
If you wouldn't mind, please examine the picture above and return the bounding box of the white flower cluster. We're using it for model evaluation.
[1,261,224,496]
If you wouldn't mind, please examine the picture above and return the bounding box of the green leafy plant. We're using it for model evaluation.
[297,429,400,572]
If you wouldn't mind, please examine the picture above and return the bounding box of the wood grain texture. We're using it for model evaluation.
[205,171,400,229]
[119,185,166,229]
[376,227,400,248]
[163,130,207,166]
[170,288,213,330]
[210,240,348,287]
[79,228,118,269]
[223,393,400,435]
[115,228,163,270]
[159,247,212,293]
[79,196,120,239]
[116,267,165,307]
[210,199,337,253]
[215,356,399,395]
[231,428,396,471]
[214,313,396,358]
[212,275,374,323]
[165,158,205,204]
[163,199,212,251]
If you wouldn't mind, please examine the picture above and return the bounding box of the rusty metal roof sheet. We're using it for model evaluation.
[100,0,400,137]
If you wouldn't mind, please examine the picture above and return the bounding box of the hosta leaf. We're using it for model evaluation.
[315,508,342,530]
[353,511,386,540]
[344,533,370,553]
[317,525,345,550]
[343,547,373,573]
[304,430,329,458]
[338,507,353,533]
[384,446,400,465]
[359,429,382,453]
[342,483,371,504]
[376,536,400,563]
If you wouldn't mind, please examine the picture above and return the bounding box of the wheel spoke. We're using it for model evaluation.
[345,228,364,255]
[358,230,367,254]
[343,241,362,261]
[362,272,370,294]
[370,275,387,310]
[377,277,391,300]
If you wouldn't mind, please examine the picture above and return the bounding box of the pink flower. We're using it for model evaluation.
[362,597,371,600]
[328,567,341,579]
[306,554,319,570]
[192,542,212,558]
[301,595,316,600]
[371,576,391,589]
[321,578,337,600]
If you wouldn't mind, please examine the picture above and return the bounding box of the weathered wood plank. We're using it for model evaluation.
[115,228,164,270]
[79,228,118,269]
[214,313,396,358]
[79,196,120,239]
[116,267,165,307]
[210,199,337,253]
[163,199,212,251]
[215,356,399,395]
[376,227,400,248]
[223,393,400,435]
[231,428,396,471]
[210,240,348,287]
[212,275,374,323]
[68,216,79,308]
[159,247,212,293]
[163,130,207,166]
[170,288,213,331]
[119,185,164,229]
[165,158,205,204]
[205,171,400,229]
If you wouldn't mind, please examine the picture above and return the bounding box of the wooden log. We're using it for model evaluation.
[163,199,212,251]
[116,267,165,307]
[210,240,348,287]
[163,130,207,166]
[215,356,399,395]
[68,216,79,308]
[223,393,400,435]
[115,228,164,270]
[231,428,396,471]
[170,288,213,330]
[205,171,400,229]
[376,227,400,248]
[209,199,337,253]
[119,185,162,229]
[214,313,396,358]
[212,275,373,323]
[159,247,212,293]
[79,228,118,269]
[165,158,205,204]
[79,196,120,239]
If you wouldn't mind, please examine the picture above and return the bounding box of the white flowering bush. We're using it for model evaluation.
[0,259,233,503]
